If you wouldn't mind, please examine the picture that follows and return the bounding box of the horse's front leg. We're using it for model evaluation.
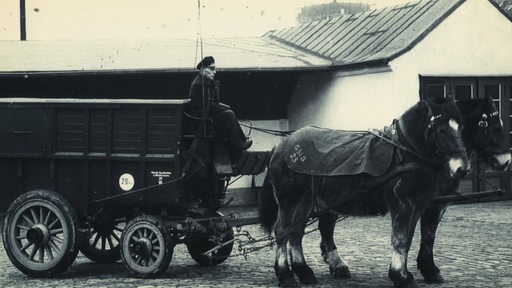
[417,203,447,283]
[386,179,425,288]
[388,206,421,288]
[319,212,351,278]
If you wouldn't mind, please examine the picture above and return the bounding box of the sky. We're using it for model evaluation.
[0,0,410,40]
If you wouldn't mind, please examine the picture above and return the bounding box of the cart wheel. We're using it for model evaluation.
[80,217,125,263]
[2,190,79,277]
[120,215,173,278]
[186,225,234,266]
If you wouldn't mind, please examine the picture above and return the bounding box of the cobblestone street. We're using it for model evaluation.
[1,201,511,287]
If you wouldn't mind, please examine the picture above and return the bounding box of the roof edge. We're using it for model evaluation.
[387,0,466,61]
[0,66,331,77]
[331,58,390,70]
[488,0,512,21]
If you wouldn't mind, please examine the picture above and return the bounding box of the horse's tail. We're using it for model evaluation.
[258,171,278,234]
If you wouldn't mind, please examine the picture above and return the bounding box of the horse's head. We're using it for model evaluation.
[458,96,511,171]
[398,96,469,178]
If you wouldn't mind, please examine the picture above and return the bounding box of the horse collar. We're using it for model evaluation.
[396,117,437,163]
[397,117,422,154]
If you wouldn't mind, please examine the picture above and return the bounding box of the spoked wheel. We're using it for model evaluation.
[186,214,234,266]
[2,190,79,277]
[80,217,125,263]
[120,215,173,278]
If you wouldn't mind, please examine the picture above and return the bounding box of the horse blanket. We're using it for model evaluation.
[284,126,394,176]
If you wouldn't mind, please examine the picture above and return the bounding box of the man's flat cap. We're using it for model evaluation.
[196,56,215,69]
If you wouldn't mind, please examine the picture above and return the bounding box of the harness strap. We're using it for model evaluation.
[368,128,437,164]
[310,174,320,215]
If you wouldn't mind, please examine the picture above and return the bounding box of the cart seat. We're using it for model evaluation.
[214,150,270,176]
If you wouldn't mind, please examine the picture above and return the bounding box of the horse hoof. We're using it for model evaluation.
[298,273,318,285]
[394,279,418,288]
[332,266,352,279]
[424,272,445,284]
[279,277,298,287]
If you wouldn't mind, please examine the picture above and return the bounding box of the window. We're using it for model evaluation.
[422,78,446,100]
[450,79,477,101]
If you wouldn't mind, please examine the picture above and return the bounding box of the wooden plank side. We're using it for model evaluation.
[55,109,87,153]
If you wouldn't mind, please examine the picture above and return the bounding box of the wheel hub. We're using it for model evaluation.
[133,238,153,259]
[26,224,50,245]
[93,219,115,235]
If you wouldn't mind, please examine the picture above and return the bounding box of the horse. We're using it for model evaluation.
[417,96,511,284]
[258,96,469,288]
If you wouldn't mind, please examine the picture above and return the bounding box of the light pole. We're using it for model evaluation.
[20,0,26,40]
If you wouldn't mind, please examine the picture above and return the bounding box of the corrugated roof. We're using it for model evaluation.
[493,0,512,20]
[0,0,490,74]
[265,0,464,66]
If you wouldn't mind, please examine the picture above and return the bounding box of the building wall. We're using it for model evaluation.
[393,0,512,77]
[288,0,512,131]
[288,68,416,130]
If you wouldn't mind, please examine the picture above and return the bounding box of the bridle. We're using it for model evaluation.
[395,112,455,163]
[477,111,499,129]
[475,110,507,155]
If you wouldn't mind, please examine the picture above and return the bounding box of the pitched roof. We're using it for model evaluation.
[265,0,464,66]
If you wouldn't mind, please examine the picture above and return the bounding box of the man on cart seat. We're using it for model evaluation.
[188,56,252,161]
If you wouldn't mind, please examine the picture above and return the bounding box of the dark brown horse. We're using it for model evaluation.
[417,96,510,283]
[259,97,469,288]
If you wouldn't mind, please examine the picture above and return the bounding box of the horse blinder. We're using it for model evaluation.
[426,113,465,158]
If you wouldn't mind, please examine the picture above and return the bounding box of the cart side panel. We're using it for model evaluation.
[0,106,54,211]
[0,99,187,217]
